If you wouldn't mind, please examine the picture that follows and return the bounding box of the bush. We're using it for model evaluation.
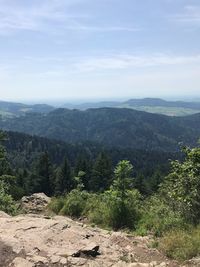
[159,226,200,261]
[86,160,141,230]
[86,189,141,230]
[48,190,90,218]
[137,196,185,236]
[48,196,65,214]
[0,181,16,215]
[85,193,110,227]
[60,189,90,218]
[160,146,200,224]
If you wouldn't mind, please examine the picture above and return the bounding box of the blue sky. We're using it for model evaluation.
[0,0,200,102]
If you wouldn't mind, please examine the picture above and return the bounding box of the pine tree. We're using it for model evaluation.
[74,154,92,191]
[55,158,73,195]
[91,152,113,192]
[35,152,53,196]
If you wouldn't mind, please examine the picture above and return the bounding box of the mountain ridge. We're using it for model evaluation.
[0,107,199,152]
[1,97,200,118]
[62,97,200,116]
[0,100,54,117]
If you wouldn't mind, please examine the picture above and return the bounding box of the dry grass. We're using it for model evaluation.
[159,226,200,261]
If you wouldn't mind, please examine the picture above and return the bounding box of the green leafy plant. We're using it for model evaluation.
[137,196,185,236]
[160,146,200,224]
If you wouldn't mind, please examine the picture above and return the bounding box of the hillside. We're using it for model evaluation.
[0,100,54,118]
[124,98,200,109]
[4,131,176,182]
[1,98,200,118]
[1,108,200,151]
[63,98,200,116]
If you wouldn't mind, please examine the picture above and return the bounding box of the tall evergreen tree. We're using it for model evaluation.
[35,152,53,195]
[91,152,113,192]
[55,158,73,195]
[74,154,92,191]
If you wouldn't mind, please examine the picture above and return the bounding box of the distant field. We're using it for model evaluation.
[118,105,200,116]
[0,110,14,118]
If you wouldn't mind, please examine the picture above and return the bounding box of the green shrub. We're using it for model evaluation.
[85,194,110,227]
[159,226,200,261]
[0,181,16,215]
[60,189,90,218]
[86,189,141,230]
[160,146,200,224]
[137,196,185,236]
[86,160,142,230]
[48,196,65,214]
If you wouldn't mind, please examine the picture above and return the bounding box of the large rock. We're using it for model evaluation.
[0,214,189,267]
[21,193,51,213]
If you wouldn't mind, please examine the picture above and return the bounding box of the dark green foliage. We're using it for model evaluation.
[0,181,16,214]
[1,108,200,151]
[135,169,164,196]
[160,146,200,224]
[103,160,139,229]
[49,160,141,230]
[34,152,53,196]
[74,155,92,191]
[137,196,185,237]
[55,158,73,195]
[3,130,173,198]
[3,130,176,197]
[85,161,141,230]
[0,132,16,214]
[112,160,133,199]
[24,152,53,196]
[90,152,113,192]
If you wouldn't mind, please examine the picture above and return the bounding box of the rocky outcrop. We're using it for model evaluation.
[20,193,51,213]
[0,213,189,267]
[0,211,11,218]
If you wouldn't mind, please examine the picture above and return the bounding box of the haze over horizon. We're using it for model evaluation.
[0,0,200,101]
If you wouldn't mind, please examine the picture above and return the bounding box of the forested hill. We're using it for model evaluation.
[4,130,176,173]
[0,108,200,151]
[64,98,200,110]
[0,100,54,117]
[125,98,200,109]
[63,98,200,116]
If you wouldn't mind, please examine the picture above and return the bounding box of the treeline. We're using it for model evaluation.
[2,130,179,198]
[7,149,167,199]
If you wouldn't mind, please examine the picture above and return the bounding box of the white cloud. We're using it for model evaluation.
[63,25,139,32]
[0,0,138,35]
[73,53,200,72]
[0,0,78,34]
[1,52,200,101]
[171,5,200,26]
[3,53,200,78]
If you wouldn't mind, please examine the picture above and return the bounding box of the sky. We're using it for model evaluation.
[0,0,200,103]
